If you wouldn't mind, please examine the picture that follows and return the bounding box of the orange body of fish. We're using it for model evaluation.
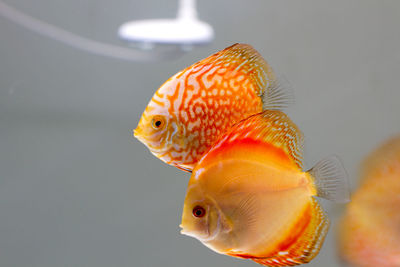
[180,110,349,266]
[338,135,400,267]
[134,43,292,172]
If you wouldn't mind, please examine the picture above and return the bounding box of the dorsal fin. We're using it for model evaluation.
[204,110,304,169]
[191,43,292,110]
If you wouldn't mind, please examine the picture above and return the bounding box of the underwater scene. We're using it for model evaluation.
[1,0,399,266]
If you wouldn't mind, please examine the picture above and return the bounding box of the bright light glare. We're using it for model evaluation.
[119,19,214,45]
[118,0,214,48]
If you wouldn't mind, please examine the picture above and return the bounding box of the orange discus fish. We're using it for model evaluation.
[338,135,400,267]
[180,110,349,266]
[134,43,293,172]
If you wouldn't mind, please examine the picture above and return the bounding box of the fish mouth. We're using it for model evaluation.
[133,128,147,145]
[179,224,200,239]
[179,224,186,235]
[179,221,216,242]
[133,128,140,138]
[133,129,170,156]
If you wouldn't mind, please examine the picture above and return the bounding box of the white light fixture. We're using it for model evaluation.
[118,0,214,49]
[0,1,186,61]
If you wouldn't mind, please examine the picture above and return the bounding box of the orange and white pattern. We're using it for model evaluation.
[134,44,291,172]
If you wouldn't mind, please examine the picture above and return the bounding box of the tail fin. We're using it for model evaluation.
[308,155,350,203]
[262,74,295,111]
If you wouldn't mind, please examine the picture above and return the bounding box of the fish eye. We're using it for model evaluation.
[151,115,165,130]
[192,205,206,218]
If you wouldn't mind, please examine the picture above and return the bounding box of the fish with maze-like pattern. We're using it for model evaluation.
[134,43,292,172]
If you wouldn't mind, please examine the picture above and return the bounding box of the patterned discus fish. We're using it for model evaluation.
[338,135,400,267]
[134,43,293,172]
[180,110,349,266]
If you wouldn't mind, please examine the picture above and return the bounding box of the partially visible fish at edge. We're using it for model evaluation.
[338,135,400,267]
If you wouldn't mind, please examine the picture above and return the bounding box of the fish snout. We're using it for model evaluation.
[133,127,140,138]
[133,128,148,147]
[179,226,197,239]
[179,223,192,236]
[179,224,186,235]
[133,127,145,142]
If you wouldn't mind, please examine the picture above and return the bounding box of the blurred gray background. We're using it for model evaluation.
[1,0,399,266]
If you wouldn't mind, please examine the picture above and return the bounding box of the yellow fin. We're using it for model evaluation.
[194,43,293,110]
[251,198,329,266]
[205,110,304,169]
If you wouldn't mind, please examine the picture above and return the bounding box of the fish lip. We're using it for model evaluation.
[133,127,142,138]
[179,225,188,236]
[133,128,154,147]
[180,228,210,241]
[179,224,194,237]
[133,130,147,145]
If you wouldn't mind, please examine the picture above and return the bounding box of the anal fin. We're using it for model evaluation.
[250,198,330,266]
